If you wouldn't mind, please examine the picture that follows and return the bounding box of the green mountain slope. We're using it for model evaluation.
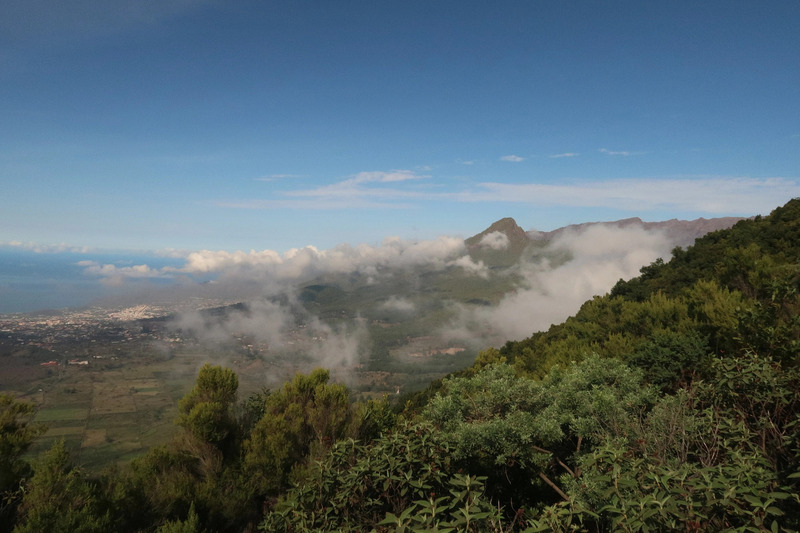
[494,198,800,378]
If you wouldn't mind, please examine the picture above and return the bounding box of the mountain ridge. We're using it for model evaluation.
[528,215,747,248]
[464,214,746,268]
[468,215,746,246]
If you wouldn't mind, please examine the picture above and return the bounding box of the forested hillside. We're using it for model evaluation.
[2,199,799,532]
[495,197,800,378]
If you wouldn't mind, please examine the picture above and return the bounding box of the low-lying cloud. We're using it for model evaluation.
[169,295,368,374]
[447,255,489,279]
[172,298,292,347]
[80,235,466,286]
[380,296,416,314]
[478,231,510,250]
[71,220,720,371]
[452,225,673,342]
[77,260,169,286]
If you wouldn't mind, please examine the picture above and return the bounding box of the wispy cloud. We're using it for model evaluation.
[219,170,431,209]
[78,260,169,286]
[215,197,417,210]
[599,148,640,156]
[379,296,416,314]
[500,155,525,162]
[218,168,798,217]
[454,176,799,214]
[549,152,579,158]
[0,241,94,254]
[286,170,428,202]
[253,174,305,182]
[350,170,427,184]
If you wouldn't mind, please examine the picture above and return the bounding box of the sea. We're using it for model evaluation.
[0,249,185,314]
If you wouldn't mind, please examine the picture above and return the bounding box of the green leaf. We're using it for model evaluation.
[743,494,763,507]
[767,491,790,500]
[378,512,399,526]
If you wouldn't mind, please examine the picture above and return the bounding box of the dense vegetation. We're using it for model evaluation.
[1,199,799,532]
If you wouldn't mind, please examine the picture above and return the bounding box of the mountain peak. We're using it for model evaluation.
[465,218,528,248]
[464,218,532,267]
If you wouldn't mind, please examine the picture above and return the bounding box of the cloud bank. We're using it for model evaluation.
[163,223,687,367]
[171,235,465,280]
[445,224,673,343]
[1,213,743,375]
[73,235,469,317]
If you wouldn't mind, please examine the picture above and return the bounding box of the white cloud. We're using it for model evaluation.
[500,155,525,162]
[599,148,634,156]
[171,298,294,347]
[77,236,467,289]
[478,231,510,250]
[549,152,580,158]
[468,225,673,341]
[151,235,468,372]
[219,167,797,217]
[347,170,428,184]
[306,317,369,369]
[380,296,416,313]
[254,174,305,181]
[175,248,284,274]
[219,169,431,210]
[215,197,416,210]
[448,255,489,278]
[79,260,169,286]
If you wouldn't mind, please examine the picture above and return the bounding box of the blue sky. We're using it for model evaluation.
[2,0,799,255]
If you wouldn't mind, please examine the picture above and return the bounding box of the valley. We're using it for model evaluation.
[0,215,743,471]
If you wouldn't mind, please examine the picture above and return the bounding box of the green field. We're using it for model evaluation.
[36,407,88,422]
[7,353,195,471]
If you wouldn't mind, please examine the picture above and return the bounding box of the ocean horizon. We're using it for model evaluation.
[0,249,185,314]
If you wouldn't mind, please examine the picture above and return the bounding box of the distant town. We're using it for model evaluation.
[0,301,229,367]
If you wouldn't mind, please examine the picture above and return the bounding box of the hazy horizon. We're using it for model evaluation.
[0,211,741,320]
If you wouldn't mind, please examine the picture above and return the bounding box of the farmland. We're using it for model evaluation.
[0,299,480,472]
